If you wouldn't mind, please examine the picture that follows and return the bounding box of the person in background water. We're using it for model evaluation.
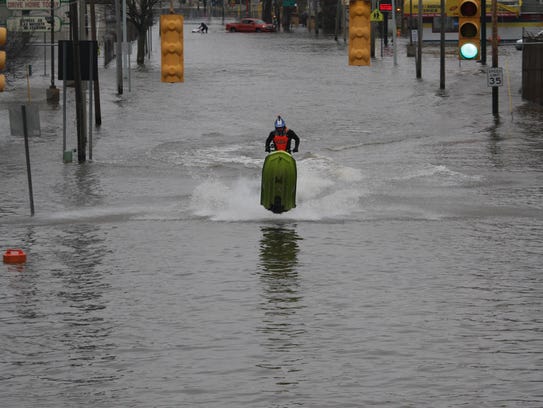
[265,115,300,154]
[199,22,208,33]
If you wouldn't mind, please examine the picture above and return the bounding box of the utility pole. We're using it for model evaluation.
[116,0,123,94]
[89,0,102,125]
[392,0,397,65]
[46,0,60,103]
[481,0,486,65]
[416,0,422,78]
[79,0,88,156]
[123,0,130,91]
[370,0,375,58]
[70,1,86,162]
[334,0,341,42]
[439,0,445,90]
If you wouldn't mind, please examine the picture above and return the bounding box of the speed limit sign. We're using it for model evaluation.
[487,67,504,87]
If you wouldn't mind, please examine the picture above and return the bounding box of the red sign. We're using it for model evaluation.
[379,3,393,11]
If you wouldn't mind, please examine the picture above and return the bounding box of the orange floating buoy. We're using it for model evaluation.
[3,248,27,264]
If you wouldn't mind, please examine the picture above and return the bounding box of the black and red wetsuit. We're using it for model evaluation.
[265,127,300,153]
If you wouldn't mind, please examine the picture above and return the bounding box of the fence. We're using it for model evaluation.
[522,42,543,105]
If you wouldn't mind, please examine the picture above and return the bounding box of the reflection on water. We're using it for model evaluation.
[486,119,505,168]
[56,162,105,208]
[52,163,114,376]
[259,226,301,276]
[257,226,305,387]
[1,222,117,407]
[54,224,109,310]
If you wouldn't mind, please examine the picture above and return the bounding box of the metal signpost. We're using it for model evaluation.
[370,8,383,57]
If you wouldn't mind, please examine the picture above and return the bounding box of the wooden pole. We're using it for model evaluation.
[116,0,123,94]
[50,0,55,87]
[334,0,341,41]
[70,0,86,162]
[89,0,102,126]
[416,0,422,78]
[88,42,93,161]
[439,0,445,90]
[392,0,397,65]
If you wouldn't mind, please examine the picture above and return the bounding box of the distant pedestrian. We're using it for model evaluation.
[301,11,308,27]
[199,22,208,33]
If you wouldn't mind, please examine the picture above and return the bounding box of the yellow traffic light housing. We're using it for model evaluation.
[458,0,481,60]
[160,15,184,83]
[0,27,6,92]
[349,0,371,66]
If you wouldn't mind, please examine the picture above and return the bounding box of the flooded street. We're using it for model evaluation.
[1,21,543,407]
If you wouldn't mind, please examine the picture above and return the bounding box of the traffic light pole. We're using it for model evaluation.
[416,0,422,78]
[480,0,486,65]
[50,1,54,88]
[439,0,445,90]
[391,0,397,66]
[46,0,60,103]
[491,0,499,117]
[89,0,102,126]
[116,0,123,94]
[70,1,87,162]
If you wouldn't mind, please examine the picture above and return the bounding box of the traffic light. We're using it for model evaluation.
[458,0,481,60]
[349,0,371,66]
[0,27,6,92]
[160,14,184,83]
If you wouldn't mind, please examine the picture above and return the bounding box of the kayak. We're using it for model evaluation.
[260,151,297,214]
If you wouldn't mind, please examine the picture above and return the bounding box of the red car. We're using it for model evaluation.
[225,18,275,33]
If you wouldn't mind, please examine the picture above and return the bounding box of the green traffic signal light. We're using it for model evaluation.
[460,43,478,59]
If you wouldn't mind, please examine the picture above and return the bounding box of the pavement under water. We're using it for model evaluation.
[1,21,543,407]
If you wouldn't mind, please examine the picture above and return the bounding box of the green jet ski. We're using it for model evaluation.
[260,150,297,214]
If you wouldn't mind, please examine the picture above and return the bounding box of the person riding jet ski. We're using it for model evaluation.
[265,115,300,153]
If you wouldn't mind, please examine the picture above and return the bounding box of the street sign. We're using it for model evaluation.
[283,0,296,6]
[487,67,503,87]
[7,16,61,32]
[379,3,392,12]
[370,9,384,22]
[58,40,98,81]
[6,0,60,9]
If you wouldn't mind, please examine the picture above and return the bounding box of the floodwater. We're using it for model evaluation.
[1,20,542,407]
